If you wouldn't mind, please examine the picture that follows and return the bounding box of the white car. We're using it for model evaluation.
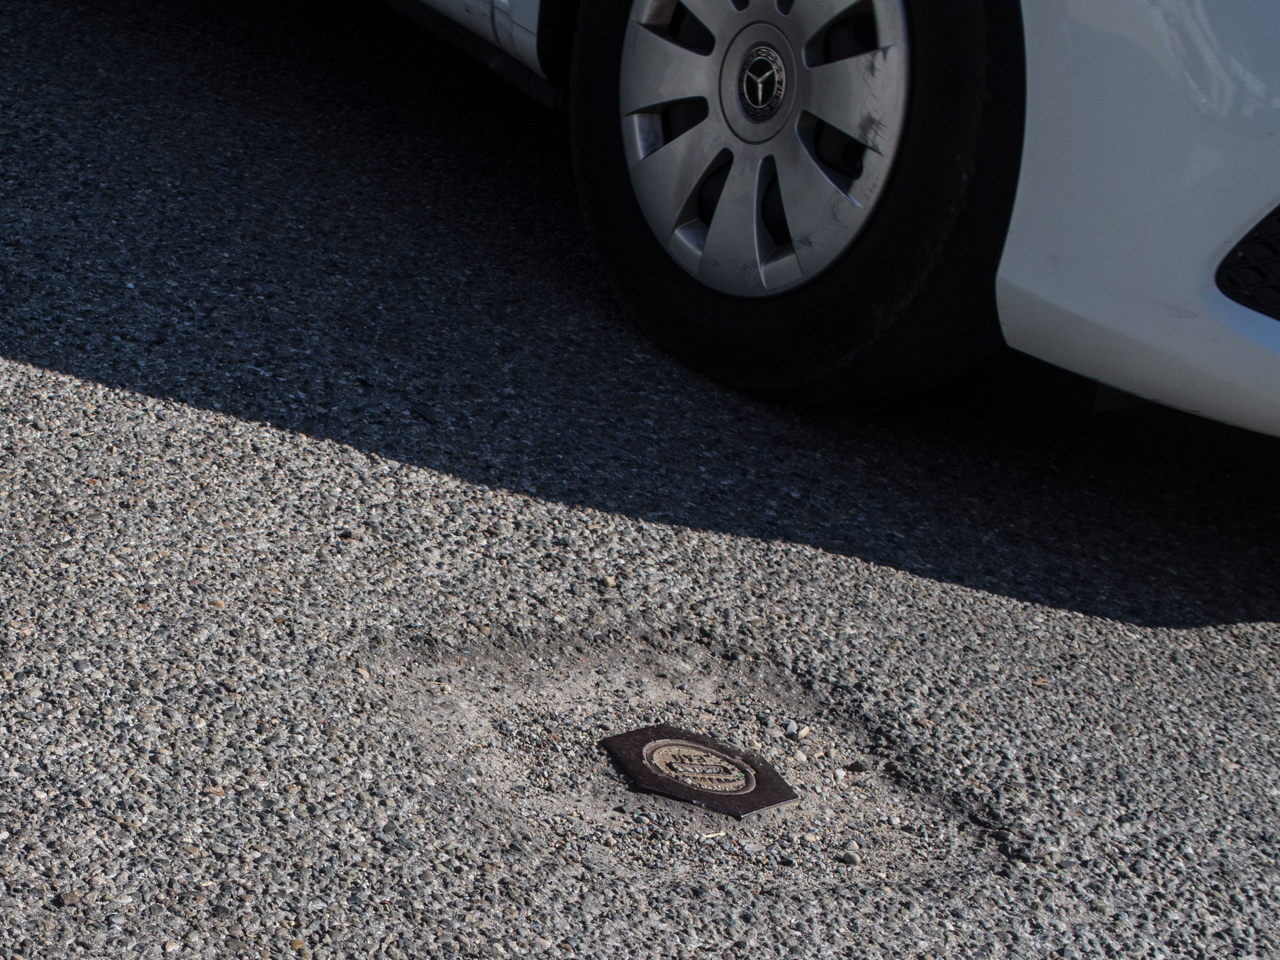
[385,0,1280,436]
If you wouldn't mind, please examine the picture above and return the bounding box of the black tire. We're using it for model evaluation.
[569,0,1025,400]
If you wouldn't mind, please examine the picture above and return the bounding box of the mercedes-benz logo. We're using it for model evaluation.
[738,45,786,122]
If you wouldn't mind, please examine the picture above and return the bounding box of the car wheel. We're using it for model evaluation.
[570,0,1024,398]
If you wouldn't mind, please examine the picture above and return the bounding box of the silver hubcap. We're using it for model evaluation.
[621,0,909,297]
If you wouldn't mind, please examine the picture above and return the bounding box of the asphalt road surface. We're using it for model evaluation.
[1,2,1279,959]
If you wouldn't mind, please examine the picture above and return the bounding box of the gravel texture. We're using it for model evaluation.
[1,1,1279,958]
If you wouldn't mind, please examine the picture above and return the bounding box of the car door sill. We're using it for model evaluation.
[378,0,564,109]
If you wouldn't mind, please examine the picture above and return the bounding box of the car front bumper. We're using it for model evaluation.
[998,0,1280,436]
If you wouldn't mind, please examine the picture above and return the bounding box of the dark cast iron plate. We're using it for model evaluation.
[599,724,798,818]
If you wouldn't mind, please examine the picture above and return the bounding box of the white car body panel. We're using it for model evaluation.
[999,0,1280,435]
[418,0,497,47]
[412,0,1280,435]
[493,0,543,75]
[412,0,545,75]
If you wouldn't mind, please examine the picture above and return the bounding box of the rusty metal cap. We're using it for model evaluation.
[599,724,798,818]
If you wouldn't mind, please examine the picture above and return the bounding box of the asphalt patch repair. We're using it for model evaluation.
[373,631,990,895]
